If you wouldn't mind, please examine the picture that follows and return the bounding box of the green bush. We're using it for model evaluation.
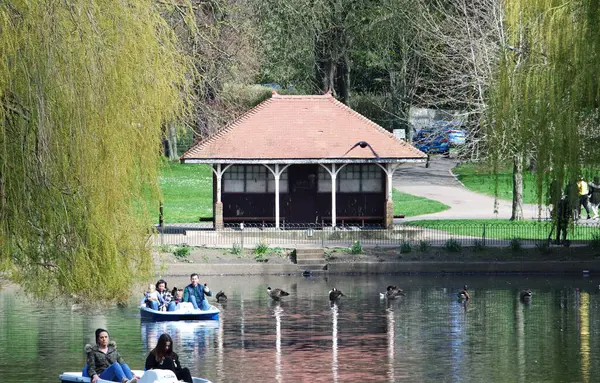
[230,243,242,256]
[590,232,600,250]
[535,240,551,254]
[509,237,522,252]
[349,240,363,254]
[418,240,431,252]
[400,241,412,254]
[253,242,269,256]
[444,238,462,252]
[472,239,486,252]
[173,244,191,259]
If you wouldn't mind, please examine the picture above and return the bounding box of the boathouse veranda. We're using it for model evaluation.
[179,91,427,231]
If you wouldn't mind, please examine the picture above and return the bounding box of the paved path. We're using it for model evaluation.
[393,156,543,221]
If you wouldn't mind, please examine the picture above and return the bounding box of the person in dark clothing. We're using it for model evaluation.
[556,195,570,246]
[145,333,193,383]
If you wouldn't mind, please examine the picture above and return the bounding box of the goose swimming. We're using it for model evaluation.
[458,285,470,301]
[215,290,228,302]
[267,286,290,301]
[380,285,405,299]
[329,287,345,301]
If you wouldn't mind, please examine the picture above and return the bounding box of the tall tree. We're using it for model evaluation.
[488,0,600,219]
[0,1,190,302]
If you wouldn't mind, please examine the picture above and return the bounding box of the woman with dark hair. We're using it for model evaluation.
[145,279,176,311]
[145,333,193,383]
[85,328,139,383]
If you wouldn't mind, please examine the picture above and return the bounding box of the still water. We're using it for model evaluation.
[1,274,600,383]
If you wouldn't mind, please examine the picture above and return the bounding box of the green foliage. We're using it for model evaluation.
[488,0,600,204]
[253,242,270,256]
[230,243,243,256]
[589,232,600,250]
[509,238,523,252]
[0,1,191,303]
[400,241,412,254]
[535,241,551,254]
[350,240,363,254]
[173,245,191,260]
[472,239,486,252]
[158,244,173,253]
[418,240,431,252]
[444,238,462,253]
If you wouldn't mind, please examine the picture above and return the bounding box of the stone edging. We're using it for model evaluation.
[160,261,600,276]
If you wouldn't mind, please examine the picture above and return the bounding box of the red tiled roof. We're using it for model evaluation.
[180,92,426,161]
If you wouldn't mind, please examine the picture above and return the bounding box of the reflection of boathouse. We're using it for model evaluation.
[180,91,426,228]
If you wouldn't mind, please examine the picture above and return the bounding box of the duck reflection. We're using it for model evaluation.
[331,302,339,383]
[386,307,395,383]
[140,320,219,365]
[273,303,283,383]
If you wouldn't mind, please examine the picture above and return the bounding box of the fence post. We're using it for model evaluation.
[482,223,486,247]
[240,223,244,251]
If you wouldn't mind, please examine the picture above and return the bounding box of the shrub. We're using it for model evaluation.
[173,244,191,259]
[230,243,242,256]
[535,240,551,254]
[418,240,431,252]
[349,240,362,254]
[509,237,522,252]
[472,239,486,252]
[158,244,172,253]
[270,246,284,257]
[444,238,462,252]
[400,240,412,254]
[253,241,269,256]
[590,232,600,250]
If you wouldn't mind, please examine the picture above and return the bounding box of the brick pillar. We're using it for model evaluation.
[214,202,224,230]
[385,199,394,229]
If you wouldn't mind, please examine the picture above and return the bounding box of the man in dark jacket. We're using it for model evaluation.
[183,273,212,310]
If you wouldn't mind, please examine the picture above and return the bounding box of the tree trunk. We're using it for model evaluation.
[511,154,524,221]
[167,123,178,161]
[336,53,350,104]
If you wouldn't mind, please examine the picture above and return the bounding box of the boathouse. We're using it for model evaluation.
[180,91,426,229]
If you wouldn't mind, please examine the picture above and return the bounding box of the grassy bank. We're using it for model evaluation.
[158,162,450,224]
[453,162,541,204]
[404,219,600,241]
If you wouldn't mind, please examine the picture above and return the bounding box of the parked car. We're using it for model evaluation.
[412,121,465,153]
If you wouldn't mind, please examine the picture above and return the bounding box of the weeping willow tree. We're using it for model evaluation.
[487,0,600,219]
[0,1,191,303]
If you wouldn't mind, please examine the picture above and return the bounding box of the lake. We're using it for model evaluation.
[1,274,599,382]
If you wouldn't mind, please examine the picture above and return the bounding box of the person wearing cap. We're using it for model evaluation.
[85,328,139,383]
[183,273,212,310]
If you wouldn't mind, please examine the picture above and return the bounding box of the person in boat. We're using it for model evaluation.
[171,287,184,305]
[85,328,139,383]
[145,333,193,383]
[183,273,212,310]
[144,279,175,311]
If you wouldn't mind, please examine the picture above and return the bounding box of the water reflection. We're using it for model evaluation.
[386,307,394,383]
[2,275,600,383]
[580,292,590,383]
[273,303,283,383]
[140,320,219,364]
[331,302,339,383]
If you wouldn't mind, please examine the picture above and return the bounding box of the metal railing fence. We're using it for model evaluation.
[153,221,600,249]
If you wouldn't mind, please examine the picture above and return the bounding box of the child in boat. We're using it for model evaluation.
[170,287,184,304]
[143,283,159,307]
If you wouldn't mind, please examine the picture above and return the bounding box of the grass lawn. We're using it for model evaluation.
[158,162,450,223]
[403,219,600,241]
[453,162,542,204]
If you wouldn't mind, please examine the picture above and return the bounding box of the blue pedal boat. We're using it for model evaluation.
[139,304,220,321]
[60,369,212,383]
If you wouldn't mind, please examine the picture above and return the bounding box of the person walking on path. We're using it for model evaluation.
[577,176,591,220]
[183,273,212,310]
[589,176,600,219]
